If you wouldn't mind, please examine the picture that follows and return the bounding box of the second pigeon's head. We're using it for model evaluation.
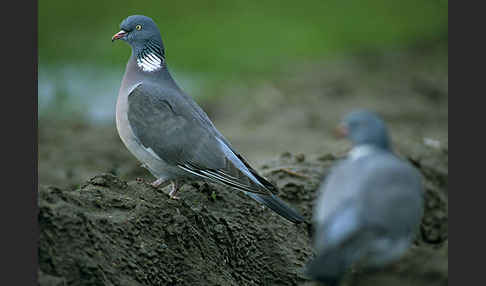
[336,110,391,150]
[112,15,164,53]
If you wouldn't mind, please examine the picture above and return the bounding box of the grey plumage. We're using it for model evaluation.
[306,110,424,284]
[112,15,304,224]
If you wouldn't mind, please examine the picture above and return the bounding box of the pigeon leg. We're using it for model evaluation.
[151,178,171,188]
[168,181,183,200]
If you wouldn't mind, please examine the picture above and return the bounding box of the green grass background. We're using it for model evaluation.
[39,0,448,76]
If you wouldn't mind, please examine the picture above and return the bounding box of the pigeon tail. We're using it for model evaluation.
[247,193,305,224]
[304,247,350,285]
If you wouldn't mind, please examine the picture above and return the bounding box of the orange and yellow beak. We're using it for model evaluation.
[111,30,127,42]
[334,123,348,139]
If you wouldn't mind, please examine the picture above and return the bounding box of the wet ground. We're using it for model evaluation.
[38,47,448,285]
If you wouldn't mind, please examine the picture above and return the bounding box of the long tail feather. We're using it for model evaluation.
[247,193,305,224]
[304,249,347,285]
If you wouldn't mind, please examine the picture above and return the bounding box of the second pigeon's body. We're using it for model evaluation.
[113,15,304,224]
[306,111,424,285]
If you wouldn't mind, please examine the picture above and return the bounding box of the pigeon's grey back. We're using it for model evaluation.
[314,152,423,238]
[307,151,424,283]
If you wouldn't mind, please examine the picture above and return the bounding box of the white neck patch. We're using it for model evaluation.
[137,52,162,72]
[349,145,377,161]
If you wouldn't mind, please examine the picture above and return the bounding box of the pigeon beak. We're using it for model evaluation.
[112,30,127,42]
[334,123,348,139]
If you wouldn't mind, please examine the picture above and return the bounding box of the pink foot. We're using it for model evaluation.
[151,178,170,188]
[168,182,182,200]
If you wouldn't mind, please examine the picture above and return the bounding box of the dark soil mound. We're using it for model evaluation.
[39,151,447,286]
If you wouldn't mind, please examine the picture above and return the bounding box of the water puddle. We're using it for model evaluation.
[38,63,208,125]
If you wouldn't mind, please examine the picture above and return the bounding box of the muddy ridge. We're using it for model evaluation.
[39,151,447,286]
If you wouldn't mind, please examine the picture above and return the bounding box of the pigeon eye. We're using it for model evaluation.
[136,25,142,31]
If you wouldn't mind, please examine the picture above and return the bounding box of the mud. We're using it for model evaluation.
[38,48,448,285]
[38,150,447,285]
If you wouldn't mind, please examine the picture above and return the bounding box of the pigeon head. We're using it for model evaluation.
[112,15,162,47]
[336,110,391,150]
[112,15,166,72]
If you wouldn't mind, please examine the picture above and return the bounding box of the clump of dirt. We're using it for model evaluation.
[39,151,447,286]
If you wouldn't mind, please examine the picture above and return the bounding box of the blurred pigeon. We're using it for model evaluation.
[306,110,424,285]
[112,15,304,224]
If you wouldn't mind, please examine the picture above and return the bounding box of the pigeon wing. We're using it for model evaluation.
[127,83,271,195]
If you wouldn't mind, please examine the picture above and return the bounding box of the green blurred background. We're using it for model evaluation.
[38,0,448,123]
